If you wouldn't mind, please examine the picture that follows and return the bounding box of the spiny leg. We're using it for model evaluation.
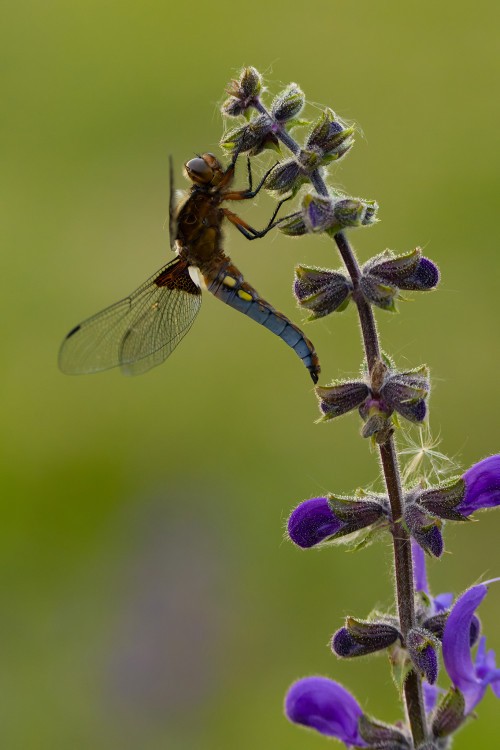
[222,194,295,241]
[224,158,279,201]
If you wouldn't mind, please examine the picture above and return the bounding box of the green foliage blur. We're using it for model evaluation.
[3,1,499,748]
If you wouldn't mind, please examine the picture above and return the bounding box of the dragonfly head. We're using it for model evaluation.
[184,153,223,186]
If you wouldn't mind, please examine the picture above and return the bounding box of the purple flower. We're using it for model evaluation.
[287,495,385,549]
[288,497,343,548]
[442,582,500,714]
[285,677,368,746]
[459,455,500,516]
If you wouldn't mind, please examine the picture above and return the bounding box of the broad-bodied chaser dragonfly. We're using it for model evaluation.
[59,150,321,382]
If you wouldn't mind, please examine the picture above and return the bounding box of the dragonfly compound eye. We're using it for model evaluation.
[184,157,214,185]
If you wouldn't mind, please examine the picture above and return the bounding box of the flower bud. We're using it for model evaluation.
[361,249,440,306]
[328,198,378,231]
[220,115,276,155]
[264,158,302,193]
[401,256,439,290]
[277,212,308,236]
[380,365,429,423]
[306,108,355,162]
[294,265,352,319]
[302,193,337,234]
[287,493,386,549]
[316,380,370,420]
[407,627,439,684]
[360,274,399,311]
[404,503,444,558]
[410,477,467,521]
[287,497,344,548]
[358,715,411,750]
[326,494,387,535]
[332,618,401,658]
[431,687,466,738]
[222,67,262,117]
[271,83,305,122]
[421,612,448,641]
[358,398,393,442]
[297,147,323,171]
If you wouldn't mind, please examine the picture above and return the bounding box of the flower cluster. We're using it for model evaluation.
[285,564,500,746]
[219,68,500,749]
[315,359,430,442]
[288,456,500,558]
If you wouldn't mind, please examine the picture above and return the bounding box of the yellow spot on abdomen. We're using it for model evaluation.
[238,290,253,302]
[222,275,237,288]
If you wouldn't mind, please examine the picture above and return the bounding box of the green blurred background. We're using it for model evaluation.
[3,1,500,748]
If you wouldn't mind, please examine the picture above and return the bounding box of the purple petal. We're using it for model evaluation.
[423,682,440,713]
[412,539,429,593]
[399,257,440,291]
[332,628,365,658]
[288,497,344,548]
[460,455,500,516]
[285,677,368,746]
[433,592,454,613]
[442,584,497,713]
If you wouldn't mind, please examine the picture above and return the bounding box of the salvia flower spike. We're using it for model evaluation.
[219,68,500,747]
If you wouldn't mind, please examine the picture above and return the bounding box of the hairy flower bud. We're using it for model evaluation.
[327,197,378,232]
[407,628,439,684]
[421,612,449,641]
[294,265,352,319]
[220,115,277,155]
[302,193,337,234]
[271,83,305,122]
[380,365,430,423]
[431,688,466,738]
[306,108,355,162]
[360,249,439,310]
[287,493,386,549]
[222,67,262,117]
[316,380,370,420]
[358,715,411,750]
[404,503,444,558]
[408,477,467,522]
[277,212,308,236]
[264,158,302,193]
[332,618,401,658]
[360,275,399,311]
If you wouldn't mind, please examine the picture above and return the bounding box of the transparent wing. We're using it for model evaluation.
[168,155,177,251]
[59,258,202,376]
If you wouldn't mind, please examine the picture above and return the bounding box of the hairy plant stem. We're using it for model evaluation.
[336,229,427,746]
[252,100,428,746]
[335,234,428,747]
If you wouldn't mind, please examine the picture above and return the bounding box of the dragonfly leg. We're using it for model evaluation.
[217,138,248,189]
[223,160,279,201]
[222,195,295,241]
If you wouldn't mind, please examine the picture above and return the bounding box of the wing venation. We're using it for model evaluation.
[58,258,201,375]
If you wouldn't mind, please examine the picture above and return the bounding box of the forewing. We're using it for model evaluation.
[59,258,202,375]
[168,155,177,251]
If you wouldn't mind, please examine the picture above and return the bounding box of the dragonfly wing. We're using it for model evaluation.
[168,155,177,251]
[59,257,202,375]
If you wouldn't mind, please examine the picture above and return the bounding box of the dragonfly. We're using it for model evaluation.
[58,149,321,383]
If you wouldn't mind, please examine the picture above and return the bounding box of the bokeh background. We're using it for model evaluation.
[3,1,500,748]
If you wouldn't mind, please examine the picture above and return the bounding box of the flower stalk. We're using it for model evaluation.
[246,89,428,745]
